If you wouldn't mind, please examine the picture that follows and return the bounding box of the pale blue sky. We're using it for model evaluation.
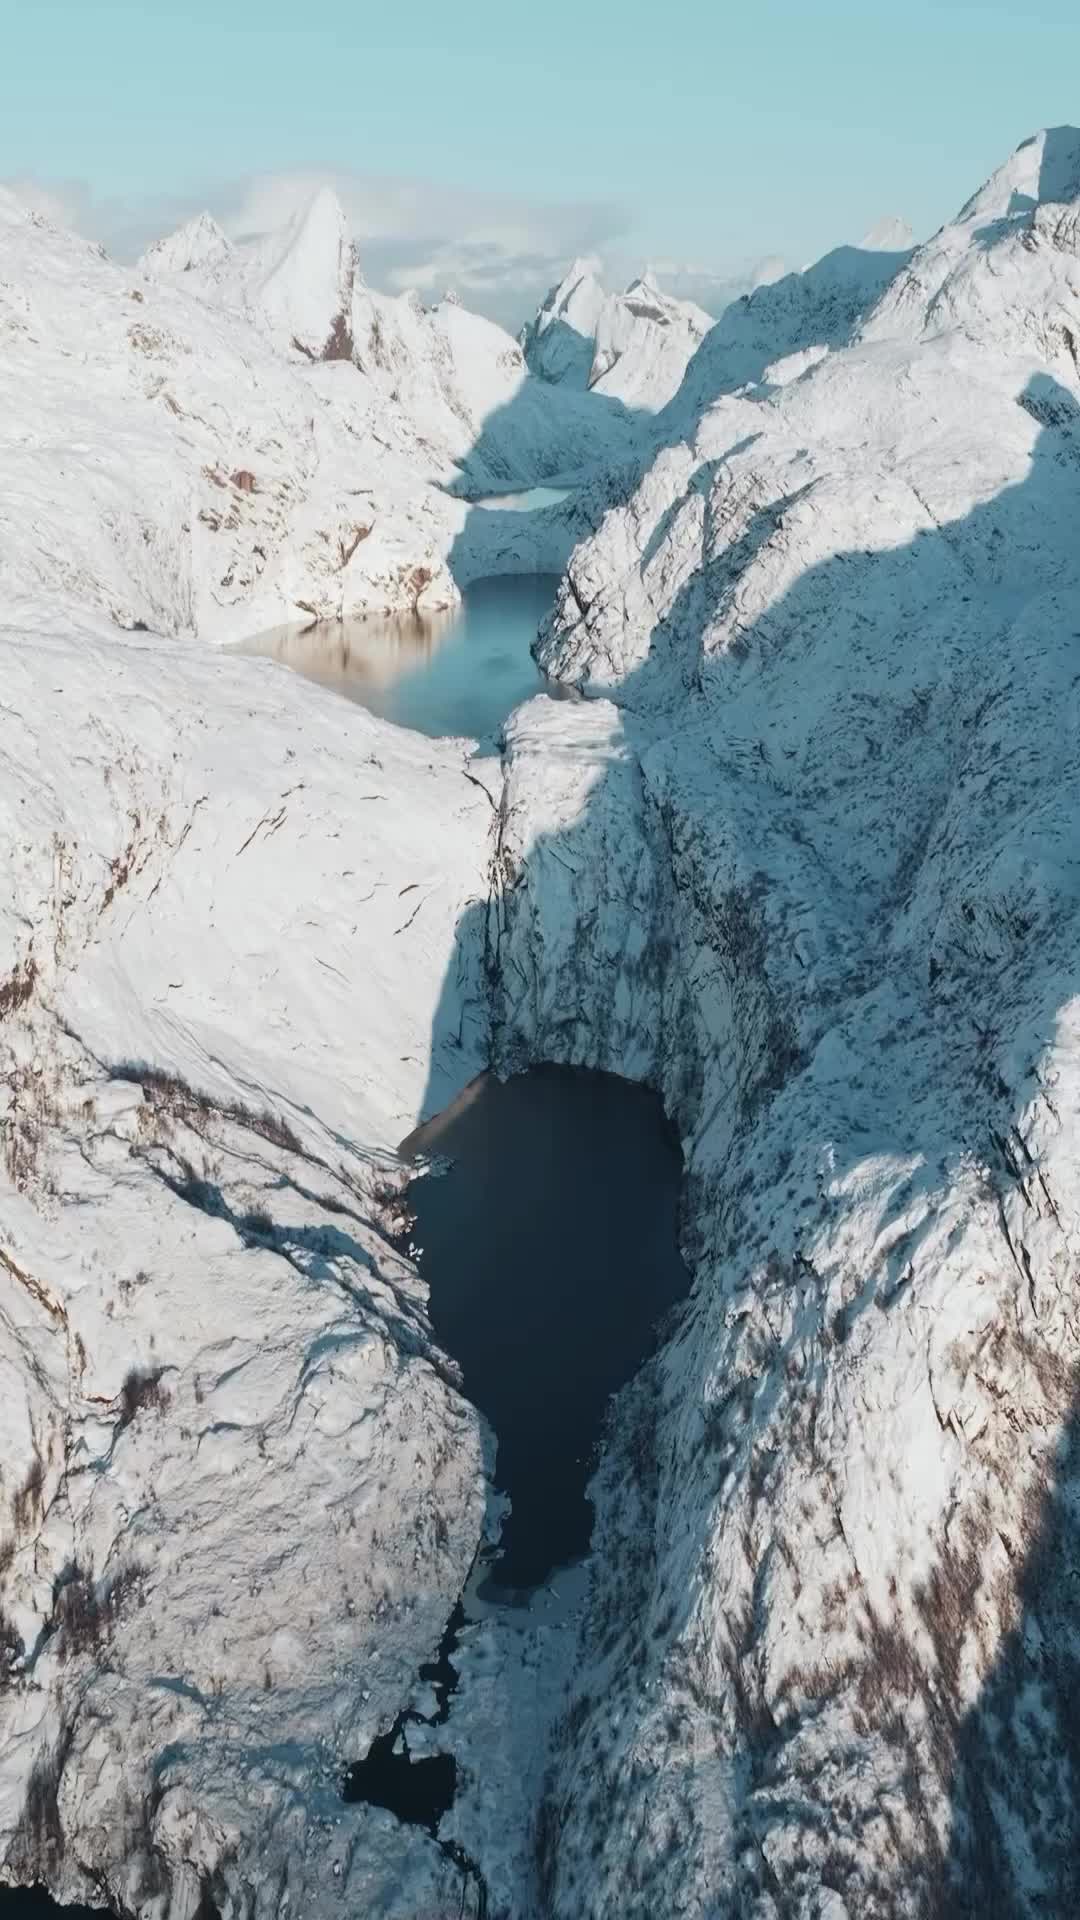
[4,0,1079,321]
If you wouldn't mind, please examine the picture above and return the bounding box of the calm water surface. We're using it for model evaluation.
[469,485,571,511]
[237,573,564,741]
[402,1066,690,1592]
[0,1895,99,1917]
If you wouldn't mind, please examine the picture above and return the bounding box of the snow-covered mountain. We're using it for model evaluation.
[859,212,915,252]
[139,208,233,277]
[139,188,356,361]
[140,191,640,483]
[654,229,917,435]
[861,123,1080,361]
[4,125,1080,1920]
[523,124,1080,1917]
[0,186,638,648]
[522,260,713,410]
[589,272,714,410]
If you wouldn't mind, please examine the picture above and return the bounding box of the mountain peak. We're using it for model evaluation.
[140,210,232,277]
[859,214,915,253]
[254,185,356,361]
[559,254,604,291]
[520,256,608,387]
[958,125,1080,225]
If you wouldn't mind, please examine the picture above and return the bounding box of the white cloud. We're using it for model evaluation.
[213,171,631,330]
[1,168,789,331]
[639,254,790,310]
[1,174,94,231]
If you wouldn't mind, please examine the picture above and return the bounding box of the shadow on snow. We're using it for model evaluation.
[417,364,1080,1915]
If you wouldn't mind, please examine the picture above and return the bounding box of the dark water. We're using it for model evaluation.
[343,1601,487,1908]
[343,1598,463,1831]
[0,1895,100,1917]
[402,1065,689,1591]
[342,1065,684,1887]
[236,573,565,741]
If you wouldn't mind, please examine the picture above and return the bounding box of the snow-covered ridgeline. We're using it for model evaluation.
[480,126,1080,1916]
[0,187,637,649]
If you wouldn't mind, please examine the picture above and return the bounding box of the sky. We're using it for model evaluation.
[5,0,1080,327]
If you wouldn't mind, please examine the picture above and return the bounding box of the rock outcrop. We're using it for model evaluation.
[0,617,495,1917]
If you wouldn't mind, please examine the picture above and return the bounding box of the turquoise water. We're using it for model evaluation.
[471,485,571,510]
[237,573,565,741]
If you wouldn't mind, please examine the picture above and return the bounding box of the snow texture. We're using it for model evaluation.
[5,126,1080,1920]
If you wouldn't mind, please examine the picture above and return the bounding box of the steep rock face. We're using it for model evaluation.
[519,256,607,388]
[489,132,1080,1919]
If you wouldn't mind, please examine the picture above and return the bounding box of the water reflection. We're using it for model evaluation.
[236,574,566,741]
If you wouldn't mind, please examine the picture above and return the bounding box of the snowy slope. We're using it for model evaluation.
[656,234,915,436]
[862,123,1080,364]
[141,192,640,495]
[0,181,643,1919]
[250,184,356,359]
[0,189,463,638]
[502,129,1080,1918]
[350,279,638,489]
[0,610,503,1916]
[0,188,639,649]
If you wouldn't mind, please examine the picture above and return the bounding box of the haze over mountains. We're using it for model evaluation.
[2,121,1080,1920]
